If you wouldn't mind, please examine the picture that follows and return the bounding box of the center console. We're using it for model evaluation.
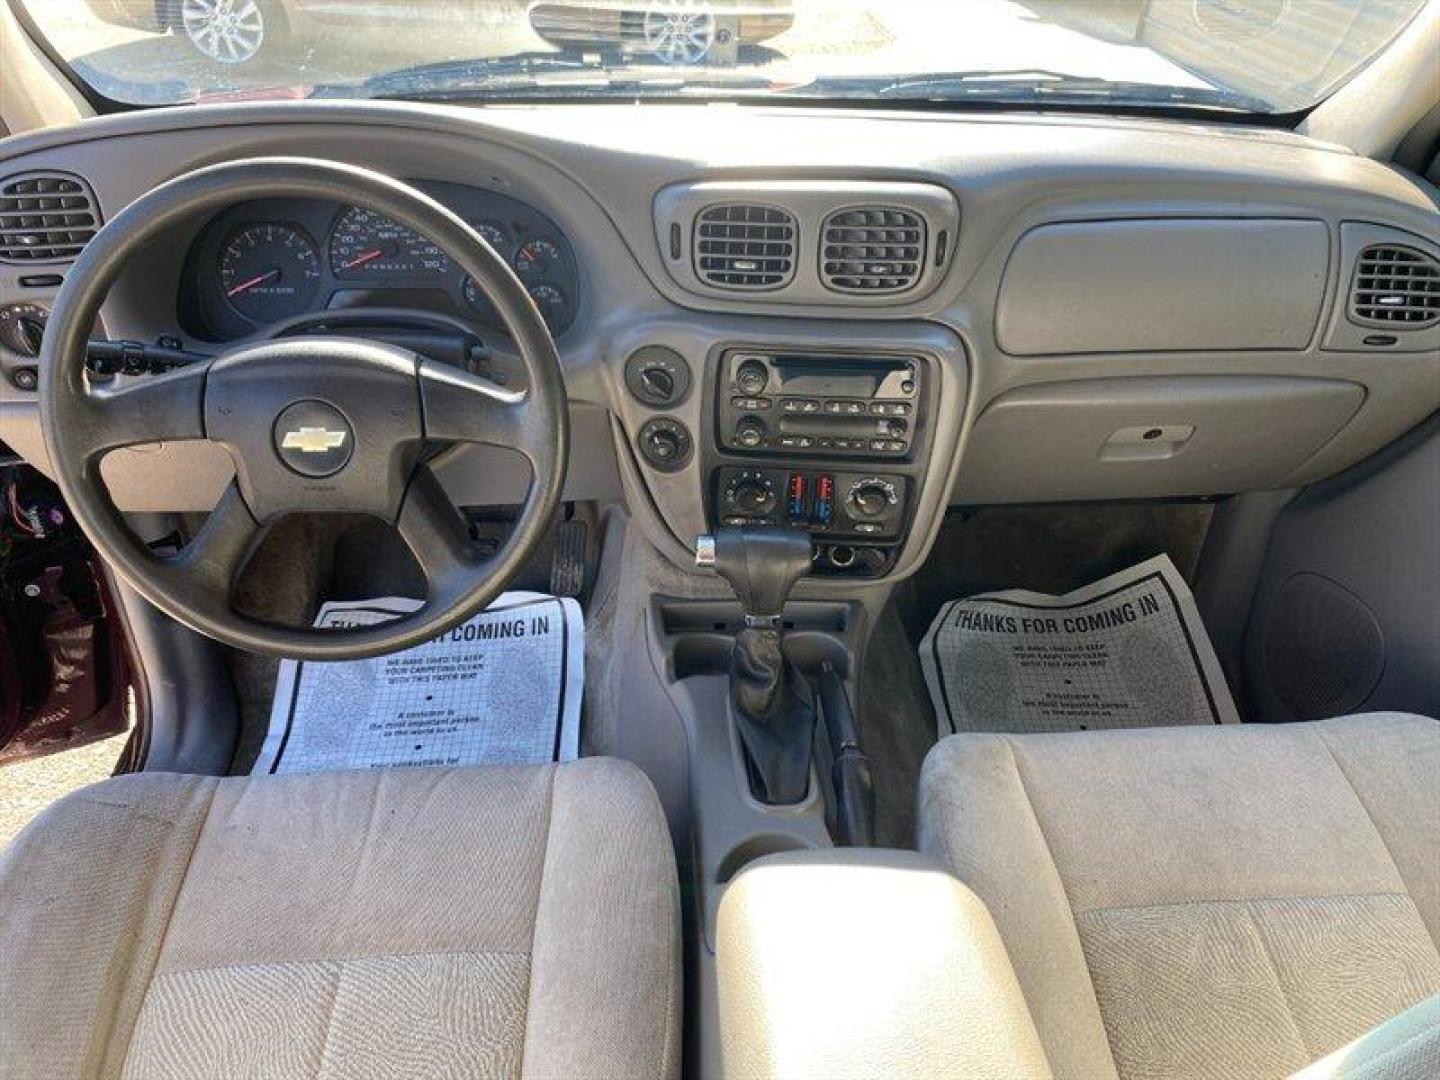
[707,348,931,577]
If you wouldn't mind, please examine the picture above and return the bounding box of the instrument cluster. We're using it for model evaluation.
[185,179,580,341]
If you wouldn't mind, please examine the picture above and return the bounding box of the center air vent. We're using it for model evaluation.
[821,207,926,294]
[694,204,796,290]
[1350,244,1440,327]
[0,172,100,263]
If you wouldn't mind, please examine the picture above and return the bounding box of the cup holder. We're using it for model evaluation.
[716,833,815,884]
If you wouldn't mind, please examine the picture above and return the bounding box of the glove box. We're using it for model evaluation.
[955,375,1364,502]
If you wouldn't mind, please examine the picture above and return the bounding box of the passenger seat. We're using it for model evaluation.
[916,712,1440,1079]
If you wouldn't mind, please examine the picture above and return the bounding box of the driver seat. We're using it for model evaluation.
[0,759,680,1079]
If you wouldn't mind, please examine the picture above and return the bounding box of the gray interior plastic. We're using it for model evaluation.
[0,101,1435,588]
[652,179,960,305]
[1244,413,1440,721]
[1322,221,1440,354]
[995,218,1330,355]
[956,375,1366,503]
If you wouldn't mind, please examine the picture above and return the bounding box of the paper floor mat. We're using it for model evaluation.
[919,555,1239,736]
[254,592,582,774]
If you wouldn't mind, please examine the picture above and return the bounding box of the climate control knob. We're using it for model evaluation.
[724,472,777,517]
[846,479,896,519]
[734,416,767,449]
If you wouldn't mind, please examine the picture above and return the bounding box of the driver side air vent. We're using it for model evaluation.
[1350,244,1440,327]
[0,172,101,263]
[693,204,796,290]
[820,207,926,293]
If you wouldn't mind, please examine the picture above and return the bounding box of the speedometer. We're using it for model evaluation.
[330,207,451,278]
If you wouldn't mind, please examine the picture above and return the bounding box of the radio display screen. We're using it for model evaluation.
[769,356,900,398]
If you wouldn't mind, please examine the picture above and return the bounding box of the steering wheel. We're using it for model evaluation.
[39,159,569,660]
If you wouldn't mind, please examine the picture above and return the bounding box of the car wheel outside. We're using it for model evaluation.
[179,0,278,65]
[643,0,717,65]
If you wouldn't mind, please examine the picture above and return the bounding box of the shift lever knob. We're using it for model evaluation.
[696,527,812,622]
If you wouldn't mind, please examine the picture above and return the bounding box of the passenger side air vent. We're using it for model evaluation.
[820,207,926,293]
[0,172,100,263]
[1350,244,1440,327]
[693,204,796,290]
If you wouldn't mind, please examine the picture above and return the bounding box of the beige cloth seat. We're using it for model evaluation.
[917,712,1440,1080]
[0,758,680,1080]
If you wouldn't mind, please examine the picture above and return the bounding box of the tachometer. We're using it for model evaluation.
[219,223,322,323]
[330,206,451,278]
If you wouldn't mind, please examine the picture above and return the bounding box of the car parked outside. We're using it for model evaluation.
[83,0,794,66]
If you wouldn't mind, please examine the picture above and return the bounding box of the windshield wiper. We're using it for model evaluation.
[314,53,777,102]
[796,68,1274,114]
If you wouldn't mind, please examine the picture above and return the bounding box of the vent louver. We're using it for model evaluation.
[0,172,100,263]
[1350,244,1440,327]
[821,207,926,293]
[694,204,796,289]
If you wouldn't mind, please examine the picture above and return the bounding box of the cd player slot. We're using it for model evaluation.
[716,349,924,458]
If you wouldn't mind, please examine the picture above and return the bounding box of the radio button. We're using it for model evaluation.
[782,398,821,414]
[734,417,767,449]
[736,359,769,395]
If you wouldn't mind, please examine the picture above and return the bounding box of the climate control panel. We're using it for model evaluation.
[713,466,908,539]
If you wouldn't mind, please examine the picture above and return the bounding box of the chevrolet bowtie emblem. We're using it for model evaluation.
[281,427,348,454]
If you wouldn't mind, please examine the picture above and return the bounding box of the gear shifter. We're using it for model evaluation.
[697,527,816,804]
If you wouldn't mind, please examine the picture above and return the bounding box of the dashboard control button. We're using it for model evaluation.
[624,346,691,408]
[637,417,692,471]
[814,475,835,525]
[640,366,675,400]
[0,302,48,357]
[735,416,767,448]
[846,478,898,519]
[735,359,769,395]
[724,471,777,517]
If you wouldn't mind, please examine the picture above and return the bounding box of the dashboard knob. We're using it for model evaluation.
[735,359,769,395]
[637,417,692,472]
[847,480,894,519]
[727,477,777,516]
[639,365,676,402]
[647,427,683,461]
[734,416,767,449]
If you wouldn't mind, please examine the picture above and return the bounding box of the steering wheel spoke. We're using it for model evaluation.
[74,362,211,461]
[397,464,482,599]
[157,480,264,601]
[417,358,542,462]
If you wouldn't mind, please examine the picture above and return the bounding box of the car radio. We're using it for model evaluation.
[716,350,922,458]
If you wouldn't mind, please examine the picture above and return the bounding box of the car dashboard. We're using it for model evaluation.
[181,181,580,342]
[0,101,1435,585]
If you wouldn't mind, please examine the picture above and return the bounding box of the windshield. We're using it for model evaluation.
[13,0,1429,116]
